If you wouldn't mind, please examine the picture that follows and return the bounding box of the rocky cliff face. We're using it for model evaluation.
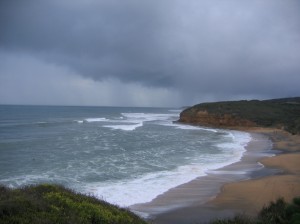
[179,109,257,128]
[178,98,300,134]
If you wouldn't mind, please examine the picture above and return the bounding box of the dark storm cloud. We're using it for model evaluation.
[1,0,300,105]
[1,0,174,86]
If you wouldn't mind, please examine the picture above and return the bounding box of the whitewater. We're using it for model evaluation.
[0,105,251,208]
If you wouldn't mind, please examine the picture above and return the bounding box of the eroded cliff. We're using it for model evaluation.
[179,109,257,128]
[178,98,300,134]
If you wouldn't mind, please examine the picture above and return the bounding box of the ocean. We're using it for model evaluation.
[0,105,251,207]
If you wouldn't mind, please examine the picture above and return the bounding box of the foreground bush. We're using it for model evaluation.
[1,184,299,224]
[0,184,147,224]
[212,197,300,224]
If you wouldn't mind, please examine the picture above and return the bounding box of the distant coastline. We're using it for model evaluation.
[179,97,300,135]
[154,97,300,223]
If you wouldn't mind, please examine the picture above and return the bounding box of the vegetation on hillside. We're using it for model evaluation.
[212,197,300,224]
[181,97,300,134]
[0,184,299,224]
[0,184,147,224]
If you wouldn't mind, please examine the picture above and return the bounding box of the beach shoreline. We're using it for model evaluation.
[208,128,300,216]
[132,127,300,224]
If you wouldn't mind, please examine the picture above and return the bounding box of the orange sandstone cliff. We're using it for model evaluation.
[179,109,257,128]
[178,98,300,134]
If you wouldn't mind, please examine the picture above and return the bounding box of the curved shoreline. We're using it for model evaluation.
[149,128,300,224]
[131,129,277,222]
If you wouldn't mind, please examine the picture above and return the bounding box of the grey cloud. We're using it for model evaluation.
[1,0,300,106]
[1,0,172,85]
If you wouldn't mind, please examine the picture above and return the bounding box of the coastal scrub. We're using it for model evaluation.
[0,184,147,224]
[212,197,300,224]
[179,97,300,134]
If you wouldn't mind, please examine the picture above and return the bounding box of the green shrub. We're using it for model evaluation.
[211,214,253,224]
[1,184,299,224]
[257,198,288,224]
[0,184,147,224]
[211,197,300,224]
[293,197,300,206]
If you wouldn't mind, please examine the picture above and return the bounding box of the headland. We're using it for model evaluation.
[139,97,300,223]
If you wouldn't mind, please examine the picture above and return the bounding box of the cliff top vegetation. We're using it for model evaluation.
[180,97,300,134]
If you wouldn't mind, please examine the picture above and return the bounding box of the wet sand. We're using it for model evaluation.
[209,129,300,216]
[132,128,300,224]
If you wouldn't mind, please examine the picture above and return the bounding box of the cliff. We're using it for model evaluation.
[179,97,300,134]
[179,109,257,127]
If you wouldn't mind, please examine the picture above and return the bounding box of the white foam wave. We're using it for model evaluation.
[75,118,109,123]
[223,131,251,150]
[87,157,244,207]
[216,131,251,162]
[177,125,218,132]
[103,123,143,131]
[36,121,48,124]
[76,113,176,130]
[121,113,176,122]
[102,112,177,131]
[161,122,218,132]
[86,165,207,207]
[85,118,108,122]
[85,130,252,207]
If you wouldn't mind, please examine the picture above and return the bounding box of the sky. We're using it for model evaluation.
[1,0,300,107]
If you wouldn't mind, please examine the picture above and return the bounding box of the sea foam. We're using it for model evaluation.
[85,130,252,207]
[0,106,253,212]
[102,112,177,131]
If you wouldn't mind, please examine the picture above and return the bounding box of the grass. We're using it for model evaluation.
[0,184,147,224]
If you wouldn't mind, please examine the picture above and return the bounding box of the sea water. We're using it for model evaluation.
[0,105,251,207]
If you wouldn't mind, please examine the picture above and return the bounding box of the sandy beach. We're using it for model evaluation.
[209,128,300,215]
[132,128,300,224]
